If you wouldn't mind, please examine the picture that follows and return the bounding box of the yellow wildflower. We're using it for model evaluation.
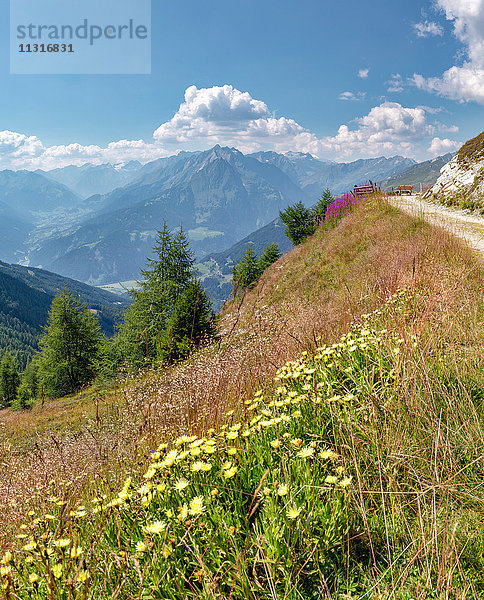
[223,466,238,479]
[175,479,189,493]
[52,564,63,579]
[188,496,205,516]
[286,506,302,520]
[296,446,314,459]
[277,485,289,496]
[144,521,166,535]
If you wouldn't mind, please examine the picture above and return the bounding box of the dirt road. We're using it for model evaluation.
[389,195,484,257]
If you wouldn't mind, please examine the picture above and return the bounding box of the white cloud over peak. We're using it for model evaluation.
[414,21,444,37]
[428,136,461,156]
[0,85,458,169]
[314,102,437,160]
[0,131,44,163]
[153,85,271,143]
[413,0,484,103]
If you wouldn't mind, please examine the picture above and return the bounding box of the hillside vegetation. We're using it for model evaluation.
[0,262,127,370]
[1,196,484,598]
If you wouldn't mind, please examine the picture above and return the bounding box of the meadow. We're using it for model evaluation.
[1,195,484,598]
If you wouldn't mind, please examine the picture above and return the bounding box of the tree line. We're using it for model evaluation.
[0,224,215,409]
[1,188,335,409]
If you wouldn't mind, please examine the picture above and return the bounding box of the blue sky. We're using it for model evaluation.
[1,0,484,169]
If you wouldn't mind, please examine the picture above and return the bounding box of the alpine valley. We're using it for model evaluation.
[7,146,419,290]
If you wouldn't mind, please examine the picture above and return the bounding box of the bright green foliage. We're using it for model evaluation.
[37,289,101,398]
[12,360,39,409]
[0,351,20,407]
[158,279,215,363]
[232,243,281,294]
[232,244,260,292]
[14,380,33,410]
[313,188,334,221]
[116,224,196,367]
[258,242,281,273]
[279,201,317,245]
[21,359,39,400]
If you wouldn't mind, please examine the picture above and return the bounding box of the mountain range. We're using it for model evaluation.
[0,147,451,294]
[379,153,454,191]
[11,147,416,285]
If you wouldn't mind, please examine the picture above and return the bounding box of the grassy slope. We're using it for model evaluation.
[1,196,484,598]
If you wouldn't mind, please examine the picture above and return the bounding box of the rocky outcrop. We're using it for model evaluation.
[431,132,484,209]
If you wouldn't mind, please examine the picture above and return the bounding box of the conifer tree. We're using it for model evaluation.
[232,245,260,292]
[37,289,101,397]
[258,243,281,274]
[116,224,196,366]
[15,380,32,410]
[0,351,20,407]
[158,279,215,363]
[313,188,334,221]
[279,201,317,245]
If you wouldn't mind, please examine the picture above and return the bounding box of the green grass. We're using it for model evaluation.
[2,196,484,598]
[3,289,484,599]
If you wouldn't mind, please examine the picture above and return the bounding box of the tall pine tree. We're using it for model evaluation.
[37,289,101,398]
[158,279,215,363]
[258,243,281,274]
[116,224,196,366]
[232,245,260,293]
[0,351,20,407]
[313,188,334,221]
[279,202,317,245]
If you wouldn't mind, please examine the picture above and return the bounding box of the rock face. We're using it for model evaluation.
[431,132,484,206]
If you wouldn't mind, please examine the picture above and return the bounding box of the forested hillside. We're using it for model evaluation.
[0,262,128,369]
[0,271,52,368]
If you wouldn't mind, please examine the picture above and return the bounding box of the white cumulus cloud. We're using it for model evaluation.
[0,131,44,166]
[0,85,459,169]
[428,136,461,156]
[358,68,370,79]
[413,0,484,103]
[314,102,439,160]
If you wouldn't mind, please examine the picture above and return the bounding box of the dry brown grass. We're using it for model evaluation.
[1,195,483,561]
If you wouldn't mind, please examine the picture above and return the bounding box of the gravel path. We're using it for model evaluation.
[389,195,484,257]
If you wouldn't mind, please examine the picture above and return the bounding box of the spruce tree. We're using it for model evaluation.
[14,381,32,410]
[232,245,260,293]
[116,224,196,366]
[158,280,215,363]
[37,289,101,398]
[279,202,317,245]
[313,188,334,221]
[258,243,281,274]
[0,351,20,407]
